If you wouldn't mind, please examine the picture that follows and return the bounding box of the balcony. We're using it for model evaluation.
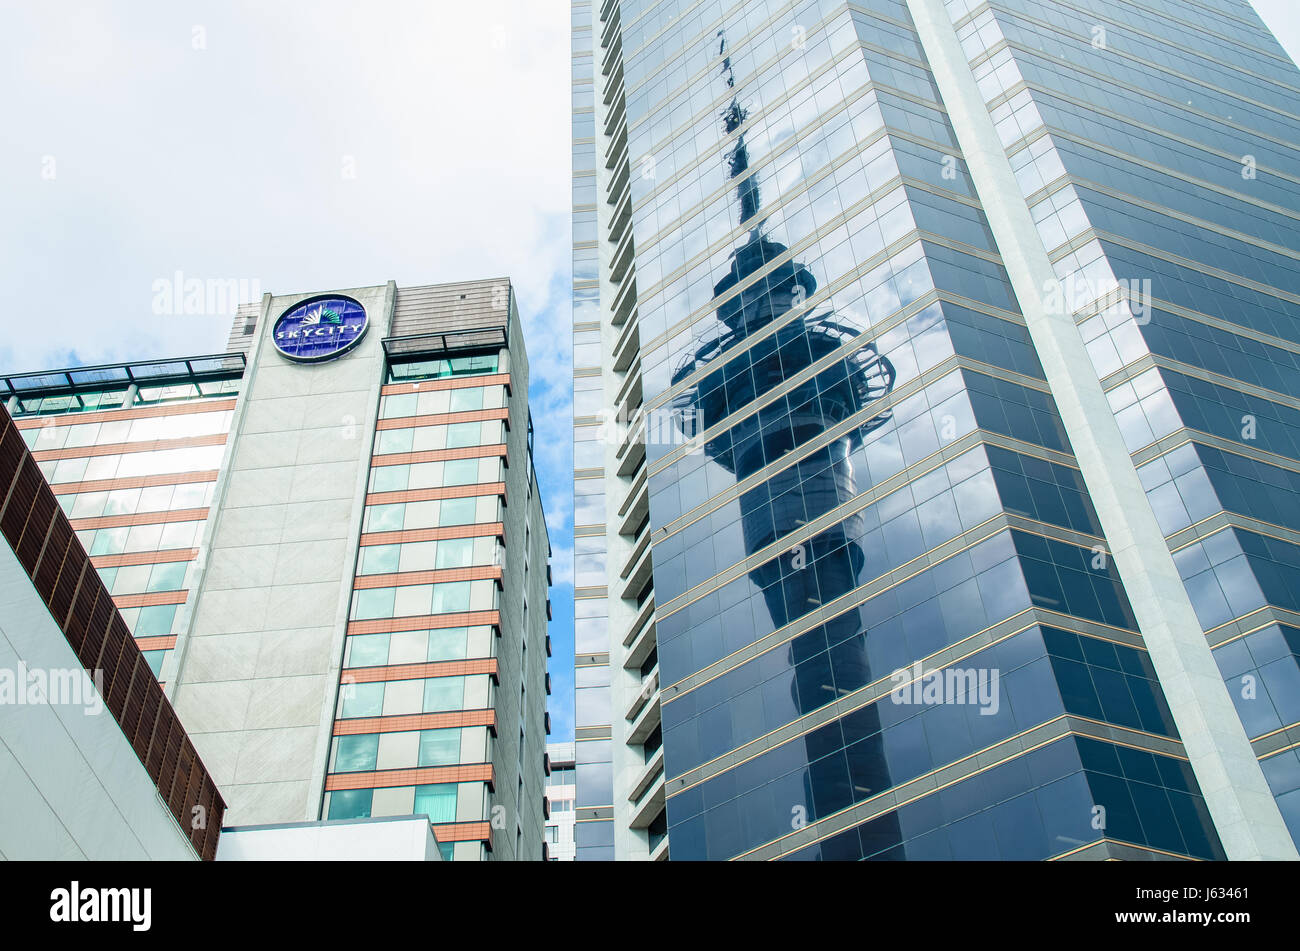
[614,408,645,477]
[625,664,658,722]
[620,525,653,601]
[627,748,665,829]
[609,271,638,328]
[621,596,657,671]
[616,472,648,537]
[609,218,634,285]
[599,2,620,50]
[611,313,639,373]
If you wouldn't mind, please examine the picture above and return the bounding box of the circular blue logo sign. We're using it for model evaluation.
[272,295,368,363]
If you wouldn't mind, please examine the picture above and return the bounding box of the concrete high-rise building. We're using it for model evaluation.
[571,0,1300,860]
[3,278,553,861]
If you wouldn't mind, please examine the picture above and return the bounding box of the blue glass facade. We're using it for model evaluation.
[577,0,1298,859]
[950,0,1300,847]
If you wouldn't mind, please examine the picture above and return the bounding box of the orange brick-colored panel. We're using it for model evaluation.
[333,708,496,735]
[370,443,507,469]
[134,635,178,652]
[71,507,209,531]
[52,470,220,496]
[91,549,198,569]
[15,399,238,429]
[33,432,227,462]
[359,522,504,547]
[354,564,502,590]
[343,657,498,684]
[376,407,510,431]
[113,590,188,609]
[324,763,493,791]
[346,610,500,636]
[366,481,506,507]
[380,373,511,396]
[431,821,492,844]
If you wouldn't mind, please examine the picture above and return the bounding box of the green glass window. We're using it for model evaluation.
[371,465,409,493]
[360,545,400,575]
[418,729,461,767]
[347,633,389,668]
[430,581,471,614]
[89,527,129,556]
[427,628,468,661]
[376,428,414,454]
[445,422,480,449]
[413,783,457,823]
[448,387,484,413]
[442,458,479,486]
[334,734,379,772]
[382,393,418,419]
[328,788,373,820]
[353,587,396,620]
[142,650,166,677]
[438,497,475,526]
[136,604,177,637]
[367,504,405,533]
[423,676,464,713]
[147,562,188,593]
[434,537,474,570]
[341,682,385,718]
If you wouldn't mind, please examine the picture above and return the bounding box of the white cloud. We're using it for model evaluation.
[0,2,579,733]
[0,0,572,377]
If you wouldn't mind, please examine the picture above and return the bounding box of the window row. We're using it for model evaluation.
[362,496,501,534]
[349,579,499,621]
[336,673,492,719]
[358,536,500,576]
[78,520,205,556]
[324,782,462,825]
[343,625,495,669]
[373,419,505,456]
[97,560,192,597]
[39,445,228,485]
[21,410,232,453]
[368,457,502,494]
[378,384,505,420]
[387,352,499,383]
[57,481,215,520]
[329,726,489,773]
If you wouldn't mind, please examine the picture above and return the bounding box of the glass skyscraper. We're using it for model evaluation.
[572,0,1300,860]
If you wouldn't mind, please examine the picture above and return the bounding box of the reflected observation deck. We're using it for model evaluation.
[668,31,902,854]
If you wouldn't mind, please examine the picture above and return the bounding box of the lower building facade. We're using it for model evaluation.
[0,404,224,859]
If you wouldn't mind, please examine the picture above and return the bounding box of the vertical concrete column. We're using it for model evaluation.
[171,284,395,826]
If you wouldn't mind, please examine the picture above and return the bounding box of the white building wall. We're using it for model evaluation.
[216,816,440,861]
[0,541,197,860]
[170,283,396,826]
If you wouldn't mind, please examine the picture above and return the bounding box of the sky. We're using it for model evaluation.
[1,0,1297,745]
[0,0,578,740]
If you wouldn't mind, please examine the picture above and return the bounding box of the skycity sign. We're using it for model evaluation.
[272,295,368,362]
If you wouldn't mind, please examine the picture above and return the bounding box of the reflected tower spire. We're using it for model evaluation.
[668,29,902,851]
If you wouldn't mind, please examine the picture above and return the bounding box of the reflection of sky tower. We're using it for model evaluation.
[671,31,901,842]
